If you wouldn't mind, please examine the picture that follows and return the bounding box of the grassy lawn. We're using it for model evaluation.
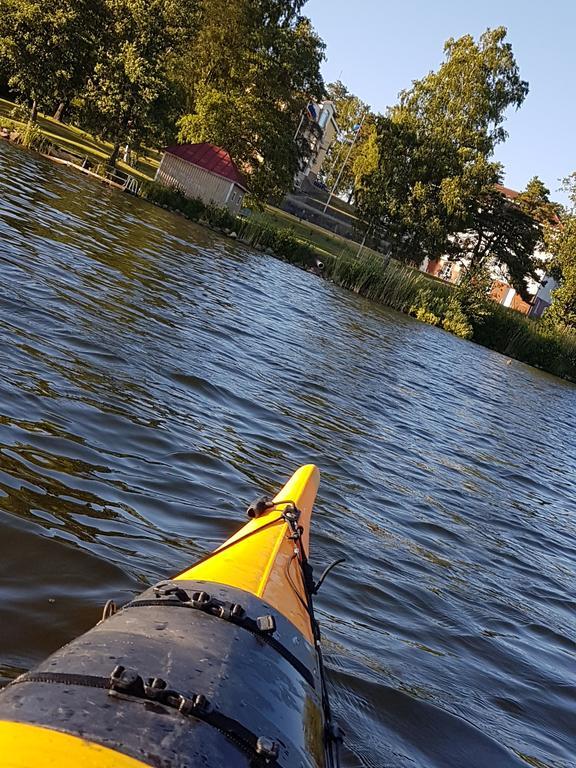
[252,205,383,261]
[0,98,159,181]
[0,97,386,262]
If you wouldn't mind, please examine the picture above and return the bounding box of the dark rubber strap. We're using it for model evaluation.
[125,598,316,689]
[9,671,281,766]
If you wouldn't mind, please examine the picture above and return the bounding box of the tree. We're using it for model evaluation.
[446,176,562,301]
[356,111,491,260]
[398,27,528,155]
[515,176,561,225]
[80,0,197,167]
[0,0,101,121]
[350,122,379,198]
[543,174,576,329]
[177,0,325,202]
[453,187,544,300]
[356,27,529,265]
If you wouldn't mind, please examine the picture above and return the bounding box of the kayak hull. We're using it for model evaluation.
[0,466,329,768]
[178,464,321,642]
[0,580,324,767]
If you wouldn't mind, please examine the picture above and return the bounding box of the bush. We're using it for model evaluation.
[10,104,28,122]
[15,120,51,152]
[409,287,448,323]
[204,203,236,231]
[269,229,315,266]
[141,180,187,209]
[454,269,492,324]
[140,181,240,230]
[442,297,473,339]
[409,287,473,338]
[413,307,442,326]
[234,219,316,267]
[408,271,486,340]
[472,306,576,379]
[182,196,206,221]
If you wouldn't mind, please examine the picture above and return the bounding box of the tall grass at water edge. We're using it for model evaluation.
[473,305,576,380]
[324,252,576,382]
[139,180,576,382]
[234,217,318,268]
[325,252,453,312]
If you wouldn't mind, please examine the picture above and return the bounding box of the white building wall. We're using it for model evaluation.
[502,287,516,307]
[155,154,245,213]
[536,277,557,303]
[295,101,339,188]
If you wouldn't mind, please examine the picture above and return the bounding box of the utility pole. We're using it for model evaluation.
[323,94,357,193]
[322,110,366,214]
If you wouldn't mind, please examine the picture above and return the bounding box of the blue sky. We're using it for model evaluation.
[306,0,575,205]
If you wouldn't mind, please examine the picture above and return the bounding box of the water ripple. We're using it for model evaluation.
[0,142,575,767]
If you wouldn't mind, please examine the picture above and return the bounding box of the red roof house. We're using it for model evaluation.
[155,142,248,213]
[494,183,520,201]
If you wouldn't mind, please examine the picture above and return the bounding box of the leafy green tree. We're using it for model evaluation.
[80,0,197,167]
[454,188,543,300]
[357,109,498,260]
[543,174,576,329]
[515,176,561,225]
[444,178,559,301]
[356,27,528,264]
[398,27,528,155]
[177,0,325,202]
[0,0,101,121]
[351,122,379,196]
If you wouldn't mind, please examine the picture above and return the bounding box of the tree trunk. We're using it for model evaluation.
[108,141,121,169]
[30,99,38,123]
[53,101,66,122]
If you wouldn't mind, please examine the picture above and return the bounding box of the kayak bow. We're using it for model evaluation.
[0,464,341,768]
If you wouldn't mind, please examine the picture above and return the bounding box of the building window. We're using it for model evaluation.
[318,108,329,130]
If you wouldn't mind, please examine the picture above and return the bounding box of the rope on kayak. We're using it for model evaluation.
[169,513,285,577]
[8,666,284,767]
[168,497,308,579]
[280,508,344,768]
[311,558,347,595]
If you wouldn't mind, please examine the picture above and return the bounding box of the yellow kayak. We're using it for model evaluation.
[0,465,343,768]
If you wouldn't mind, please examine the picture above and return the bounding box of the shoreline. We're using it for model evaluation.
[2,131,575,385]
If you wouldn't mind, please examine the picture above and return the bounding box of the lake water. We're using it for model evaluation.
[0,141,574,768]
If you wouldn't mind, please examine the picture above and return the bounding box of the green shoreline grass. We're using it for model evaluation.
[0,98,380,262]
[249,205,382,262]
[0,98,160,181]
[324,252,576,382]
[2,103,575,383]
[141,182,576,382]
